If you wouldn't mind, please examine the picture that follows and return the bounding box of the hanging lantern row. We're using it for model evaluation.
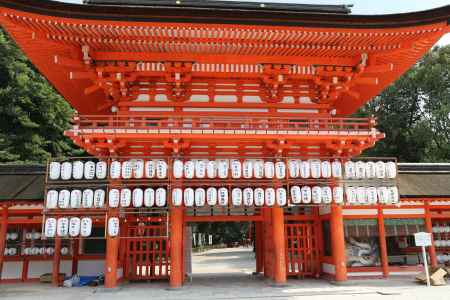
[3,247,70,256]
[44,217,92,238]
[48,159,397,181]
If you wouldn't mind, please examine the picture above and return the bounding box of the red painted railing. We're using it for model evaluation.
[71,114,376,132]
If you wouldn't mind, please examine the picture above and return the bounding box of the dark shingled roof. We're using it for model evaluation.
[0,163,449,202]
[83,0,352,14]
[0,165,45,201]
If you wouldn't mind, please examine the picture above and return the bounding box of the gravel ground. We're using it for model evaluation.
[2,247,450,300]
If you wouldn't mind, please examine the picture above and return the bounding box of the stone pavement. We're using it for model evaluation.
[2,247,450,300]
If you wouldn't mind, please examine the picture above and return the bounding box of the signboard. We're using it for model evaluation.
[414,232,432,247]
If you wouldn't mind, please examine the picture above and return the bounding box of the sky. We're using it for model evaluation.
[59,0,450,45]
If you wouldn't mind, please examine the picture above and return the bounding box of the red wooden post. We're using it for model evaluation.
[330,204,347,281]
[377,205,389,277]
[424,203,437,267]
[0,206,8,278]
[71,239,79,275]
[255,221,264,273]
[105,234,120,288]
[170,207,184,288]
[272,206,287,285]
[52,237,62,286]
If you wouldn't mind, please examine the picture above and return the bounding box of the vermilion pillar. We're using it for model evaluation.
[170,207,184,288]
[377,205,389,277]
[262,208,273,279]
[330,204,347,281]
[0,206,8,278]
[272,206,287,285]
[52,237,62,286]
[72,239,79,275]
[424,203,437,267]
[104,230,120,288]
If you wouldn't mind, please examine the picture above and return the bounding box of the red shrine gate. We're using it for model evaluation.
[0,0,449,289]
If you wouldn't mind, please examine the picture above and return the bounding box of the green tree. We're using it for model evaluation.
[0,30,80,163]
[358,45,450,162]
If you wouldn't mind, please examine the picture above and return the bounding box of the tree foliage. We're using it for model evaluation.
[358,45,450,162]
[0,30,80,163]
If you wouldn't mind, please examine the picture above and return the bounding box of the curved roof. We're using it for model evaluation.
[0,0,449,115]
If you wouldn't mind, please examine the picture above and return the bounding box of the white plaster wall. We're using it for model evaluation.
[78,260,104,276]
[321,263,336,275]
[27,261,52,278]
[1,261,23,279]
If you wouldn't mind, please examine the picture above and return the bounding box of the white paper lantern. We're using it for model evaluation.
[9,233,18,241]
[92,189,105,208]
[69,189,82,208]
[110,161,121,179]
[366,187,378,204]
[331,160,342,178]
[61,162,72,180]
[84,161,96,180]
[80,217,92,237]
[194,188,206,207]
[44,218,57,238]
[8,248,17,256]
[144,188,155,207]
[386,162,397,179]
[69,217,81,237]
[108,217,120,237]
[345,186,357,204]
[301,186,312,204]
[133,159,145,179]
[23,248,31,255]
[276,188,287,206]
[121,161,133,179]
[264,162,275,179]
[57,218,69,237]
[333,186,344,204]
[49,161,61,180]
[243,188,254,206]
[232,188,243,206]
[156,188,167,207]
[290,186,302,204]
[207,160,218,178]
[344,161,356,179]
[365,161,376,179]
[310,160,321,179]
[243,160,253,178]
[120,188,132,207]
[254,188,265,206]
[46,190,58,209]
[31,247,39,255]
[72,161,84,180]
[355,161,366,179]
[321,161,332,178]
[96,161,108,179]
[58,189,70,208]
[184,161,195,179]
[184,188,195,207]
[388,186,399,204]
[375,161,386,179]
[25,232,33,240]
[265,188,275,206]
[33,232,41,240]
[156,160,168,179]
[172,188,183,206]
[195,160,207,178]
[61,247,69,256]
[287,160,299,178]
[356,186,367,204]
[377,187,389,204]
[207,187,218,206]
[299,161,310,179]
[82,189,94,208]
[231,160,242,179]
[275,161,286,179]
[218,187,229,206]
[217,160,229,179]
[253,160,264,179]
[321,186,332,204]
[145,160,156,178]
[311,186,322,204]
[132,188,144,207]
[108,189,120,208]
